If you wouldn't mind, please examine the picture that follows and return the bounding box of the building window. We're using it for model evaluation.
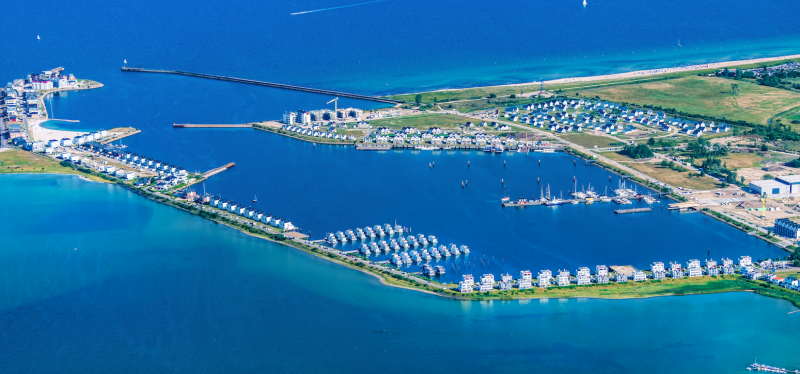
[773,188,780,194]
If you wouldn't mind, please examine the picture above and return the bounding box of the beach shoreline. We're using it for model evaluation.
[399,53,800,96]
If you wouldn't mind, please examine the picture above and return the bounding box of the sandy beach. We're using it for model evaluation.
[541,53,800,85]
[28,118,87,143]
[418,53,800,96]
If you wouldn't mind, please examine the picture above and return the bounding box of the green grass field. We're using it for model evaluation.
[576,76,800,125]
[627,162,719,190]
[0,149,107,182]
[558,133,622,149]
[366,113,472,130]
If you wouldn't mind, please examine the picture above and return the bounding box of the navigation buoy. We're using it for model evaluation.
[609,175,612,181]
[574,159,576,165]
[468,161,470,167]
[429,163,432,168]
[432,162,435,167]
[574,176,576,181]
[537,177,540,183]
[503,160,506,167]
[539,160,541,165]
[466,180,468,186]
[501,178,504,185]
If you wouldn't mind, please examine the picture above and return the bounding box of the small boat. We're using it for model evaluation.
[435,265,446,274]
[583,0,587,6]
[483,146,493,152]
[493,145,505,153]
[545,199,563,206]
[501,196,511,203]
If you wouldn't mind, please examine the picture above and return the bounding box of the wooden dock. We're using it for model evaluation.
[614,207,653,214]
[203,162,235,178]
[121,67,404,104]
[173,123,253,128]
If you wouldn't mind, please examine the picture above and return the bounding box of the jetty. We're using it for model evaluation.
[100,128,142,145]
[174,123,253,128]
[203,162,235,178]
[121,67,404,104]
[355,144,392,151]
[614,207,653,214]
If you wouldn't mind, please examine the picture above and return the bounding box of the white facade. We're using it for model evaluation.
[537,270,552,288]
[632,270,646,282]
[596,265,609,284]
[739,256,752,267]
[576,267,591,286]
[557,270,570,287]
[670,262,683,278]
[687,259,702,277]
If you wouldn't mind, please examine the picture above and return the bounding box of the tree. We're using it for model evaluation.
[489,93,497,99]
[794,247,800,267]
[414,94,422,106]
[647,137,656,146]
[731,83,739,96]
[510,94,516,99]
[723,67,730,79]
[740,176,745,183]
[761,143,769,151]
[433,97,437,104]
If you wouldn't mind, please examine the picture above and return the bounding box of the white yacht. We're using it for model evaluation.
[459,245,470,254]
[373,225,385,237]
[417,234,428,246]
[427,235,438,244]
[435,265,446,274]
[383,224,394,235]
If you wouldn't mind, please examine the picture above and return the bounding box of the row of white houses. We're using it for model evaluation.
[280,125,357,141]
[208,197,296,231]
[457,256,784,293]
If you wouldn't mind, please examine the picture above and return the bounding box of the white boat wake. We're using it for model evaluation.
[291,0,388,15]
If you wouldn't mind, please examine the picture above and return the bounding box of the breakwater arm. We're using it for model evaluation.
[121,67,405,104]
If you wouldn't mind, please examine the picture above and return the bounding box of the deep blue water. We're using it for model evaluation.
[2,0,800,94]
[3,0,800,370]
[1,174,799,373]
[31,81,788,283]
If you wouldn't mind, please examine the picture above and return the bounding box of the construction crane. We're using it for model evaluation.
[327,97,339,113]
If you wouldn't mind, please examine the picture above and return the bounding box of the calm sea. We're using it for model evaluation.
[0,174,798,373]
[2,0,800,370]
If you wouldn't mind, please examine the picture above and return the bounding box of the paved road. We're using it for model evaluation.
[0,117,7,148]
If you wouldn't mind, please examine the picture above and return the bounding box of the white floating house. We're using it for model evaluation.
[632,270,646,282]
[576,267,591,286]
[651,262,666,280]
[670,262,684,278]
[518,270,533,289]
[537,270,552,288]
[596,265,609,284]
[557,270,570,287]
[687,260,702,277]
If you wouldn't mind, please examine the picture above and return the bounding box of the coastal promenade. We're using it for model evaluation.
[121,67,405,104]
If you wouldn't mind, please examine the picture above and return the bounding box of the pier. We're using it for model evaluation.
[203,162,235,178]
[174,123,253,128]
[121,67,405,104]
[355,144,393,151]
[100,128,142,144]
[614,207,653,214]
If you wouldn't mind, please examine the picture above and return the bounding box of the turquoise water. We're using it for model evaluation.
[0,174,798,373]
